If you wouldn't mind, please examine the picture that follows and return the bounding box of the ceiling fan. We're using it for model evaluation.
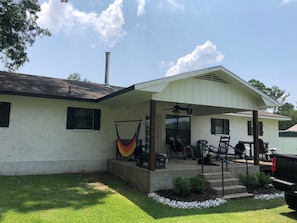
[166,103,193,115]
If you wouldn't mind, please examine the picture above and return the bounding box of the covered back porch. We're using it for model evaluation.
[100,66,280,172]
[106,157,269,194]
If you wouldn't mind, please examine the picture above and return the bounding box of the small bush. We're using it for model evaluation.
[190,176,207,194]
[257,172,271,188]
[239,172,271,190]
[239,173,247,185]
[172,177,191,196]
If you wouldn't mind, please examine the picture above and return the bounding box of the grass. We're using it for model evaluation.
[0,172,296,223]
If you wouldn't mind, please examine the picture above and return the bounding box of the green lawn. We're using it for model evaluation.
[0,172,296,223]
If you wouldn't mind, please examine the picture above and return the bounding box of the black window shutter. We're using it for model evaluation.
[93,109,101,130]
[0,102,11,127]
[247,121,252,135]
[259,122,263,136]
[225,119,230,135]
[66,107,75,129]
[211,118,215,134]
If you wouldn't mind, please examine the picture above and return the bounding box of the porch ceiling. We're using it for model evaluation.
[158,101,247,116]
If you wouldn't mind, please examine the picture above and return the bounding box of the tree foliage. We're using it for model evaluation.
[249,79,297,130]
[248,79,290,113]
[67,73,89,82]
[0,0,50,70]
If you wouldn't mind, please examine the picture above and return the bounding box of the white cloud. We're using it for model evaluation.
[37,0,125,46]
[281,0,297,4]
[165,0,184,10]
[165,41,224,77]
[136,0,147,17]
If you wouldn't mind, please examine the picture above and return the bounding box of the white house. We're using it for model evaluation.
[0,66,288,175]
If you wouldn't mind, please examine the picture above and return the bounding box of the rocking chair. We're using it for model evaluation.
[210,136,230,161]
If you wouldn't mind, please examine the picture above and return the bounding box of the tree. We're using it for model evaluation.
[67,73,81,81]
[278,102,297,130]
[67,73,89,82]
[249,79,297,129]
[248,79,290,113]
[0,0,50,71]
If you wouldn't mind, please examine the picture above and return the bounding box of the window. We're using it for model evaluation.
[165,115,190,144]
[67,107,101,130]
[247,121,263,136]
[0,102,11,127]
[211,118,230,135]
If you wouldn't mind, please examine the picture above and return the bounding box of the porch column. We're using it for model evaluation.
[149,100,156,171]
[253,110,259,165]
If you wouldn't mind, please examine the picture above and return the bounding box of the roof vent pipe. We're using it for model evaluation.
[104,52,110,85]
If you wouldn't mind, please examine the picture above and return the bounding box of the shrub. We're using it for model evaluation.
[239,172,271,190]
[256,172,271,188]
[172,177,191,196]
[190,175,207,194]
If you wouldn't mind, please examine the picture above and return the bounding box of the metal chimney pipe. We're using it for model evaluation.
[104,52,110,85]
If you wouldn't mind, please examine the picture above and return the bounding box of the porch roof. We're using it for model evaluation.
[98,66,280,114]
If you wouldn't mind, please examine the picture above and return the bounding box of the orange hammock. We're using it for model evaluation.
[115,121,141,158]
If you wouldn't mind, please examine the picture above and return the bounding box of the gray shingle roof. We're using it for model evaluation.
[0,71,123,101]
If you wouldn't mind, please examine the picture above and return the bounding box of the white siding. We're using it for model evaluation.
[278,137,297,154]
[153,78,258,110]
[0,95,120,175]
[190,114,280,153]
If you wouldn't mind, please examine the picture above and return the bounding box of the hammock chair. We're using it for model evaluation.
[115,120,142,158]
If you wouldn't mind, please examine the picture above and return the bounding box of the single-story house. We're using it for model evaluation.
[0,65,288,175]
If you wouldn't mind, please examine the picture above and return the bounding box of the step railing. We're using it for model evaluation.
[198,141,252,196]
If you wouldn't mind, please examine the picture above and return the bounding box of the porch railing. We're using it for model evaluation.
[198,141,252,197]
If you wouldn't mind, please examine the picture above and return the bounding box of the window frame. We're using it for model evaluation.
[247,121,263,136]
[66,107,101,130]
[165,115,191,145]
[211,118,230,135]
[0,102,11,128]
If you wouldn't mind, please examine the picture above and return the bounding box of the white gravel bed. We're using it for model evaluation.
[148,191,285,209]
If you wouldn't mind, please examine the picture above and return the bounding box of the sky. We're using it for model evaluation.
[4,0,297,105]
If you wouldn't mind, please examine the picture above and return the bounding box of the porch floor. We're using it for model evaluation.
[107,157,266,193]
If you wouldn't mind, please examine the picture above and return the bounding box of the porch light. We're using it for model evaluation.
[187,107,193,115]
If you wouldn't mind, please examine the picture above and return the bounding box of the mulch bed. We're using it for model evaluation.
[156,187,282,202]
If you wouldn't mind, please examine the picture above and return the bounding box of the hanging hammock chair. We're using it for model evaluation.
[115,120,142,158]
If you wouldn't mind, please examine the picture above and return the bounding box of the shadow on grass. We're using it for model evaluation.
[97,172,290,219]
[0,172,291,221]
[0,173,113,222]
[280,211,297,221]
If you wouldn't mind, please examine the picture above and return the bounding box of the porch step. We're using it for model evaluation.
[202,172,232,181]
[223,192,254,199]
[212,184,247,196]
[208,178,239,187]
[202,172,251,199]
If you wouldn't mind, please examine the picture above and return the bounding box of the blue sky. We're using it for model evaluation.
[5,0,297,105]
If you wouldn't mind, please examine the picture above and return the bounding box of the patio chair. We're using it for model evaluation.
[197,140,208,159]
[210,136,230,161]
[168,137,183,159]
[135,144,166,168]
[258,138,268,161]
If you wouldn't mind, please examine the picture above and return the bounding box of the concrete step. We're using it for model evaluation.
[208,178,239,187]
[213,184,247,196]
[223,192,254,199]
[203,172,232,181]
